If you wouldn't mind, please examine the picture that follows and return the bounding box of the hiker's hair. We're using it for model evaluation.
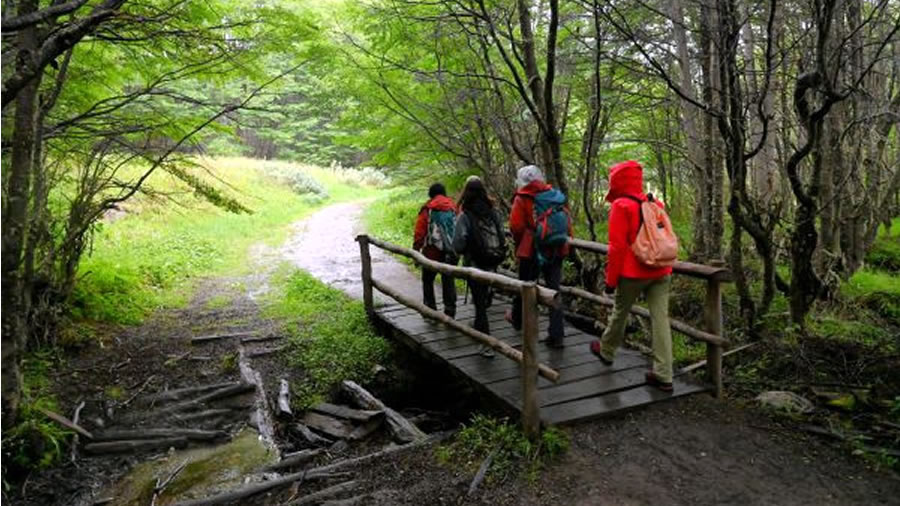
[459,178,493,218]
[428,183,446,199]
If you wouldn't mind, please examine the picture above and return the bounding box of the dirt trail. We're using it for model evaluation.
[15,201,900,506]
[278,200,420,303]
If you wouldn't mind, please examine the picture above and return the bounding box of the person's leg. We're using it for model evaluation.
[597,278,644,361]
[471,279,490,334]
[646,276,673,383]
[441,256,457,317]
[542,257,565,343]
[422,268,437,311]
[510,258,538,329]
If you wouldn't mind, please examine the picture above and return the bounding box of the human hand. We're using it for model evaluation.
[604,284,616,295]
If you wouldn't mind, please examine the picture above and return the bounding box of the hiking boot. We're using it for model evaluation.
[589,340,613,365]
[478,345,495,359]
[645,371,674,393]
[445,309,456,318]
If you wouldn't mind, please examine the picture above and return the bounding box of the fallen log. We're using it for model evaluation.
[305,431,452,475]
[93,428,228,442]
[247,345,288,359]
[143,382,241,404]
[263,448,324,472]
[241,335,283,344]
[348,417,383,441]
[678,343,757,375]
[39,408,93,439]
[341,381,425,443]
[191,332,256,344]
[278,379,293,417]
[84,437,189,455]
[295,423,333,446]
[284,480,359,506]
[172,470,352,506]
[302,412,355,440]
[312,403,381,423]
[467,449,496,496]
[173,408,235,424]
[154,383,254,416]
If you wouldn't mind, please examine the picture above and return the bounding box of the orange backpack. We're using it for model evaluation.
[624,194,678,268]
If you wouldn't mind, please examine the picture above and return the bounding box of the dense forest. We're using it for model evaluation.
[1,0,898,502]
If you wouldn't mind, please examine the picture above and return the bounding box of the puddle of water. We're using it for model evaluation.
[101,429,277,505]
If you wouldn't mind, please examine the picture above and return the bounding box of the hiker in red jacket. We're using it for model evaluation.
[589,160,675,391]
[506,165,571,348]
[413,183,458,317]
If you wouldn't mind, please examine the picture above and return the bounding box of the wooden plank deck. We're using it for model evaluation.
[373,301,710,425]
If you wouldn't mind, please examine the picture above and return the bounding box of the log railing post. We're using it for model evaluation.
[357,235,374,318]
[520,283,540,440]
[704,260,725,398]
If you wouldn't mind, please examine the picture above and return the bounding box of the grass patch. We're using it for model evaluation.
[205,293,232,310]
[436,414,569,484]
[363,187,421,247]
[865,218,900,271]
[73,157,386,325]
[264,266,391,408]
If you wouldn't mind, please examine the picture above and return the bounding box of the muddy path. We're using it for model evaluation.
[14,201,900,506]
[278,200,421,303]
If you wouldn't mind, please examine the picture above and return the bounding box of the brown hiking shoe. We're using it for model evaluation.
[645,371,673,392]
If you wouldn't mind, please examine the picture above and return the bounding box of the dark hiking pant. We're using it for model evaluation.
[423,255,457,317]
[469,275,492,334]
[511,257,564,342]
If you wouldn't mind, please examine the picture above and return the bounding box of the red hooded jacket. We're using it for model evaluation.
[605,160,673,288]
[509,181,572,259]
[413,195,457,260]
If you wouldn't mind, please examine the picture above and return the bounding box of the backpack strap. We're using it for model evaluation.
[621,195,645,228]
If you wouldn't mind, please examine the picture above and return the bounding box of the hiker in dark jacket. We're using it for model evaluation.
[453,177,505,358]
[589,160,674,392]
[413,183,458,317]
[506,165,572,348]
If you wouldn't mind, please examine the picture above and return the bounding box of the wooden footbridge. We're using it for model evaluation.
[357,235,732,435]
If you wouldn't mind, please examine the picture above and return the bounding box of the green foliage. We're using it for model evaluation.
[438,415,570,484]
[865,219,900,271]
[264,267,391,408]
[363,188,421,247]
[2,353,71,474]
[73,158,377,325]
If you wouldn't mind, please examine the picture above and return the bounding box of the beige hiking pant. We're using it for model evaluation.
[599,276,673,382]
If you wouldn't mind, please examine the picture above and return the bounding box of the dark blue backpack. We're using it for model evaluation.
[532,189,570,261]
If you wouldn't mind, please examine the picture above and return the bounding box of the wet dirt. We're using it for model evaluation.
[12,201,900,506]
[279,200,422,304]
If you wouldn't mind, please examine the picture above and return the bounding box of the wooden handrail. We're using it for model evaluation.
[568,238,733,282]
[360,235,560,308]
[560,286,727,346]
[371,278,560,383]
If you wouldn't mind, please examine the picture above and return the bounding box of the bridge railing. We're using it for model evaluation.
[357,233,732,435]
[357,234,559,438]
[567,238,731,398]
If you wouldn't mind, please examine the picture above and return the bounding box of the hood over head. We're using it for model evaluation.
[425,194,456,211]
[605,160,644,203]
[516,165,545,189]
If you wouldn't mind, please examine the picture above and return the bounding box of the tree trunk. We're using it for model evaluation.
[1,0,41,429]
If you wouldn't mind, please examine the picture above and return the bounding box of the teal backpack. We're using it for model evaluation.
[426,209,456,253]
[532,189,570,262]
